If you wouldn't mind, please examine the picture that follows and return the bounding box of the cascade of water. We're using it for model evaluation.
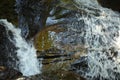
[71,0,120,79]
[0,19,42,76]
[48,0,120,79]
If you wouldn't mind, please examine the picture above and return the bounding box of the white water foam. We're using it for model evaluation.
[0,19,42,76]
[47,0,120,79]
[72,0,120,79]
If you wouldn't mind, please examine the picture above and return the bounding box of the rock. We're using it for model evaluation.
[97,0,120,12]
[70,51,120,80]
[16,0,55,39]
[0,66,22,80]
[0,21,18,69]
[71,56,89,76]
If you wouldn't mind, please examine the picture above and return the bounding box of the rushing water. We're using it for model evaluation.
[4,0,119,79]
[0,19,41,76]
[48,0,120,80]
[73,0,120,80]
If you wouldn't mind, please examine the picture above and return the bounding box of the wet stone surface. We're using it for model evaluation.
[0,23,18,69]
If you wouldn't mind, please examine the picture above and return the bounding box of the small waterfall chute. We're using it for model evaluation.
[0,19,42,76]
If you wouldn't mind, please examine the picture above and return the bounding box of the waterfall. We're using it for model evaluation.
[48,0,120,79]
[72,0,120,79]
[0,19,42,76]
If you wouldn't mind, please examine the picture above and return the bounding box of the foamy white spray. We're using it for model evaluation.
[0,19,42,76]
[72,0,120,79]
[47,0,120,79]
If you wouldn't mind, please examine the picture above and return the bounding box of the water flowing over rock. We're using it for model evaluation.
[47,0,120,80]
[0,19,41,76]
[1,0,120,79]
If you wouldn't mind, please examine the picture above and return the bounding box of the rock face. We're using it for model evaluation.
[47,0,120,80]
[0,66,22,80]
[0,21,22,79]
[97,0,120,12]
[71,56,89,75]
[0,22,17,68]
[16,0,56,39]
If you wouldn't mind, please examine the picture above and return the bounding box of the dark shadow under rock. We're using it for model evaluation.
[0,66,22,80]
[97,0,120,12]
[71,56,89,77]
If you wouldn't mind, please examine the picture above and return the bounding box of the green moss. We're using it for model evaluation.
[34,29,53,51]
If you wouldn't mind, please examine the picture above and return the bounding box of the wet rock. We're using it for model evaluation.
[71,56,89,76]
[0,21,18,69]
[71,56,110,80]
[15,76,41,80]
[0,66,22,80]
[16,0,55,39]
[70,52,120,80]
